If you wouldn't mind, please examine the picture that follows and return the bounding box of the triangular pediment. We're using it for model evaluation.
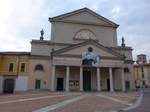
[49,8,119,28]
[59,11,109,25]
[52,40,124,60]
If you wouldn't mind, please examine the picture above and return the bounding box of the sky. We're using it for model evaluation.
[0,0,150,61]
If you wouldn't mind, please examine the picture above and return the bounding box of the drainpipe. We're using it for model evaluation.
[16,55,20,76]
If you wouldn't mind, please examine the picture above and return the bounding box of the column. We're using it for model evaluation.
[51,65,55,91]
[65,66,70,92]
[121,68,126,92]
[80,66,83,91]
[97,67,101,91]
[109,67,114,92]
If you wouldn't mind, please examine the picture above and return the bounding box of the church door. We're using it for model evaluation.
[83,70,91,91]
[125,81,130,91]
[57,78,64,91]
[107,78,110,91]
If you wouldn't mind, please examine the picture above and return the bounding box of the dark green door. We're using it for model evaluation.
[3,79,15,94]
[83,70,91,91]
[35,80,41,89]
[125,81,130,91]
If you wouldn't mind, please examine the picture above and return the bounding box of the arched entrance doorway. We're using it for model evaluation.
[3,79,15,93]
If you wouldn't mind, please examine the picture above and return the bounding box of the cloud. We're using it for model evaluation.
[0,0,150,61]
[0,0,51,51]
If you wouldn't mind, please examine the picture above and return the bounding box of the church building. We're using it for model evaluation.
[28,8,135,92]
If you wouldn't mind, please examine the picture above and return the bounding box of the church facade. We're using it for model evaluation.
[28,8,135,92]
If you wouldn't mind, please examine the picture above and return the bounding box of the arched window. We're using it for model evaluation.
[35,64,44,71]
[74,29,96,40]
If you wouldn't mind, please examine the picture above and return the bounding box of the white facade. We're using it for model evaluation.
[15,76,28,91]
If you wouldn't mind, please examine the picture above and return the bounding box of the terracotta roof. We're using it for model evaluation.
[0,52,30,55]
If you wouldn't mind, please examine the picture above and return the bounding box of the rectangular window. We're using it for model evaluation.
[9,63,14,72]
[20,63,25,72]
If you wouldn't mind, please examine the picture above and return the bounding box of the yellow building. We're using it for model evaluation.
[134,54,150,88]
[134,64,150,88]
[0,52,30,93]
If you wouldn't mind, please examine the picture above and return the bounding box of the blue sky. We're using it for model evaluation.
[0,0,150,61]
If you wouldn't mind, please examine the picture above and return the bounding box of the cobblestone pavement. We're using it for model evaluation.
[124,88,150,112]
[0,91,139,112]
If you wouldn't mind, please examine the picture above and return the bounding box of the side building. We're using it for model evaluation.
[0,52,30,93]
[134,54,150,88]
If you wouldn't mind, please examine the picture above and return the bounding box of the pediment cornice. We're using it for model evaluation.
[49,8,119,28]
[51,40,125,60]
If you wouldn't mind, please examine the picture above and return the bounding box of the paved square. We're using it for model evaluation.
[0,91,139,112]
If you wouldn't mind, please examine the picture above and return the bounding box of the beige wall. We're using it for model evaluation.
[143,67,150,85]
[51,22,117,47]
[28,59,51,90]
[134,66,143,86]
[115,49,133,60]
[31,44,51,56]
[69,67,80,91]
[114,68,122,90]
[134,65,150,87]
[101,68,109,90]
[146,67,150,85]
[31,41,71,56]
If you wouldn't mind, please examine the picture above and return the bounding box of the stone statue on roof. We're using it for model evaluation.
[40,29,44,40]
[121,36,125,47]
